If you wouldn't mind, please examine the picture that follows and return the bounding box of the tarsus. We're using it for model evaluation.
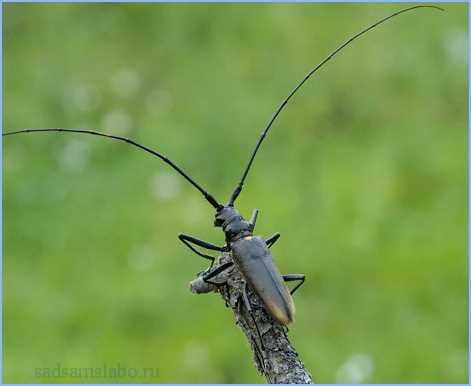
[3,128,222,209]
[228,5,444,206]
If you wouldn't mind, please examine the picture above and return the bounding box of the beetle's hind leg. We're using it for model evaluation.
[241,282,267,356]
[178,233,226,269]
[282,274,306,295]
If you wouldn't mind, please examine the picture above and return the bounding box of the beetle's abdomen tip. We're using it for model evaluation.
[277,312,295,325]
[268,301,295,325]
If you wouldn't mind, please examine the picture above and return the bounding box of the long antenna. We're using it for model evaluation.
[228,5,444,206]
[3,128,222,209]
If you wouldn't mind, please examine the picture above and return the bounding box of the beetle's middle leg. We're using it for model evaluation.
[265,233,280,248]
[282,274,306,295]
[178,233,225,268]
[202,261,234,285]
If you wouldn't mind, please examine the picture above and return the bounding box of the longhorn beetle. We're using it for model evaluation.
[3,6,443,326]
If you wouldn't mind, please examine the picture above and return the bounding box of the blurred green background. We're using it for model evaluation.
[3,3,467,384]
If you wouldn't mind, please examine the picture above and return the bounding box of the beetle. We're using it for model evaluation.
[3,5,442,325]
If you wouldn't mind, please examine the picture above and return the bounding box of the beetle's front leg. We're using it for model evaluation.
[178,233,226,269]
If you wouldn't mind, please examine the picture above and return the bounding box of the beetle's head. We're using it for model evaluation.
[214,206,240,228]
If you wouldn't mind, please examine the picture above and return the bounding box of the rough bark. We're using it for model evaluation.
[189,252,313,384]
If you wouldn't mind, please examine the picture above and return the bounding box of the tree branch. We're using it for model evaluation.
[189,252,313,384]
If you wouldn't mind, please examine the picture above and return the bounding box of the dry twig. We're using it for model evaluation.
[190,252,313,384]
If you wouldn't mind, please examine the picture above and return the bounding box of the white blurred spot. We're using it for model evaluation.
[58,139,91,173]
[101,109,132,136]
[443,29,467,66]
[183,341,209,370]
[150,171,181,201]
[336,353,374,384]
[64,84,100,112]
[446,349,467,380]
[180,196,206,226]
[111,69,141,98]
[145,89,174,113]
[127,244,155,272]
[48,176,68,201]
[44,292,74,321]
[3,152,19,173]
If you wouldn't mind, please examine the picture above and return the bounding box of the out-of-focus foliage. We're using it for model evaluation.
[3,3,467,383]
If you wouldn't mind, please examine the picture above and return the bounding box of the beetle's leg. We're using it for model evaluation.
[202,261,234,285]
[248,209,259,231]
[241,282,266,354]
[241,282,253,312]
[265,232,281,248]
[178,233,225,268]
[282,274,306,295]
[178,233,224,251]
